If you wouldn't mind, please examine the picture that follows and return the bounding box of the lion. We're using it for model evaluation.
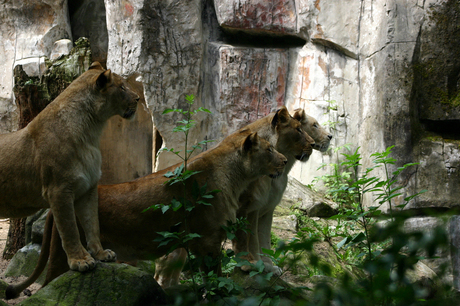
[6,129,287,299]
[154,106,318,287]
[0,62,138,273]
[233,108,332,274]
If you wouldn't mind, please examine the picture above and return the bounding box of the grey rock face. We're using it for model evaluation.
[214,0,300,38]
[0,0,71,134]
[205,43,288,140]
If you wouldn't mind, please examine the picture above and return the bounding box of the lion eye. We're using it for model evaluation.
[296,127,302,133]
[267,147,273,152]
[121,86,126,91]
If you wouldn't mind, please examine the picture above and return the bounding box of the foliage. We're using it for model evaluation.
[287,145,452,305]
[144,99,451,305]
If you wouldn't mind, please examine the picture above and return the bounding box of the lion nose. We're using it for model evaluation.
[283,159,287,165]
[328,134,333,140]
[135,96,140,102]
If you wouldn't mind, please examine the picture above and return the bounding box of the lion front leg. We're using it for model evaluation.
[258,208,282,276]
[233,210,260,272]
[48,190,96,272]
[74,186,116,263]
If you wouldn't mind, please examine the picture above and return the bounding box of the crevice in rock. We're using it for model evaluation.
[153,127,163,171]
[68,0,108,65]
[220,29,306,48]
[311,38,358,60]
[421,119,460,140]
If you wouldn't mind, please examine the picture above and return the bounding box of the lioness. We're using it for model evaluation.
[234,108,332,274]
[6,129,287,299]
[0,62,138,273]
[155,106,317,287]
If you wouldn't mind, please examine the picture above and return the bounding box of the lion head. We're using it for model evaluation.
[272,107,315,162]
[292,108,332,153]
[88,62,139,120]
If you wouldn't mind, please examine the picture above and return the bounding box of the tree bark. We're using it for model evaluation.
[2,66,51,259]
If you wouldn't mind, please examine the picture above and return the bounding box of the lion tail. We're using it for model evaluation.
[5,210,53,300]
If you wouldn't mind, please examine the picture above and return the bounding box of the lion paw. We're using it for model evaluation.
[92,249,117,262]
[264,264,282,276]
[68,256,97,272]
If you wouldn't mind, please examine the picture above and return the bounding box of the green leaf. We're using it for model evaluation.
[162,109,175,114]
[255,260,265,272]
[161,205,170,214]
[337,237,348,249]
[171,198,182,211]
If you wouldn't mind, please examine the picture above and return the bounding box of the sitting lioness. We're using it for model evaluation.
[6,129,287,299]
[0,62,138,273]
[234,108,332,274]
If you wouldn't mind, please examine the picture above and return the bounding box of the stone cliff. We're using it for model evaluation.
[0,0,459,213]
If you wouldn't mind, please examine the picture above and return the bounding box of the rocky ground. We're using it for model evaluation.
[0,220,40,305]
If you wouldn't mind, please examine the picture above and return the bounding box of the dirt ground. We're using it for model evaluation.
[0,219,41,305]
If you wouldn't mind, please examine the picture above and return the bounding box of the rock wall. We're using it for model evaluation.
[0,0,459,209]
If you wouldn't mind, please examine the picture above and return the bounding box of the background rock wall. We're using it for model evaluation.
[0,0,459,211]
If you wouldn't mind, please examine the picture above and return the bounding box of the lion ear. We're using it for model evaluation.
[243,132,259,152]
[272,106,290,128]
[96,69,113,89]
[89,62,104,71]
[293,108,307,123]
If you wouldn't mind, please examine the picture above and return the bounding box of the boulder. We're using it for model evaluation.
[20,263,168,305]
[0,279,8,300]
[408,137,460,209]
[25,209,49,245]
[4,243,48,285]
[213,0,300,38]
[283,176,338,218]
[450,215,460,291]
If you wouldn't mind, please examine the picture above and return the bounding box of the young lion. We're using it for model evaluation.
[0,62,138,273]
[6,129,287,299]
[234,108,332,274]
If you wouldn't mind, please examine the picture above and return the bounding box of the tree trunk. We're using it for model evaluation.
[2,66,51,259]
[2,219,26,259]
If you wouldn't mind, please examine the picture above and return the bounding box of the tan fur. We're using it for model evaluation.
[235,108,332,274]
[6,130,287,298]
[0,62,138,272]
[292,108,332,153]
[155,106,318,286]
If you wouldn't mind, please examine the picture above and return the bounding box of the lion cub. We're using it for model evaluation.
[6,129,287,298]
[0,62,139,272]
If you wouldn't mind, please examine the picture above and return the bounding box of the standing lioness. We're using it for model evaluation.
[0,62,138,272]
[5,130,288,299]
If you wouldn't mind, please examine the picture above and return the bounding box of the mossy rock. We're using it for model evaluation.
[5,243,47,285]
[19,263,168,306]
[230,268,308,305]
[286,241,366,282]
[136,260,156,276]
[0,279,8,300]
